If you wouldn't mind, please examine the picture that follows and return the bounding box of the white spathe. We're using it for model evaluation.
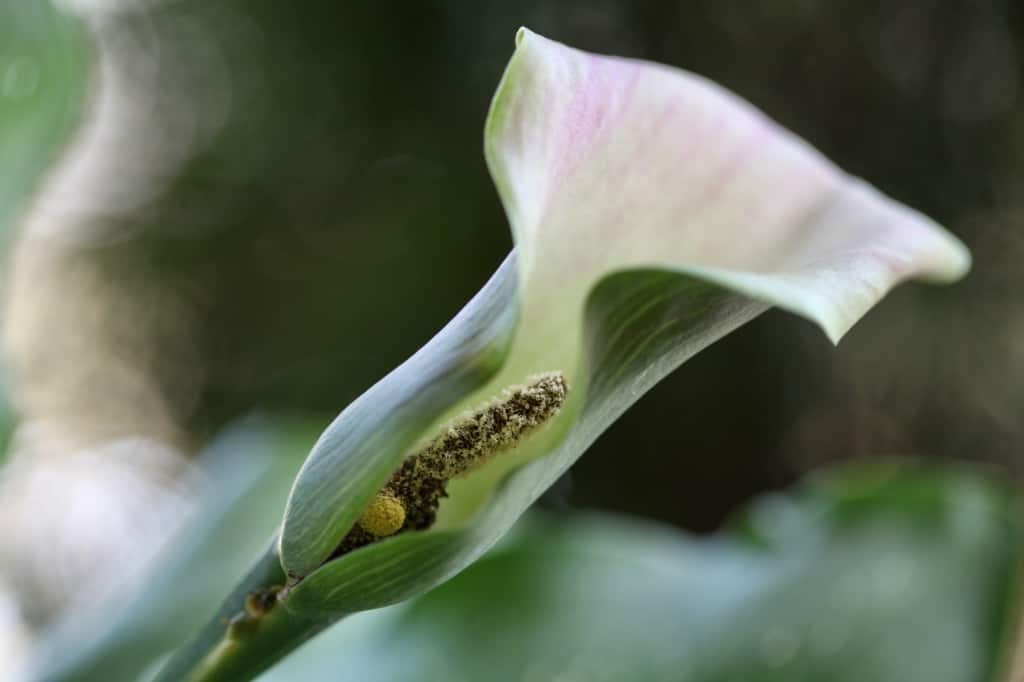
[486,29,968,389]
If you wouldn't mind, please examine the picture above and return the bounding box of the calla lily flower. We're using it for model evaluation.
[159,28,969,680]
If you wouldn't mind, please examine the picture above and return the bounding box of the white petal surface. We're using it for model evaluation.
[488,29,969,360]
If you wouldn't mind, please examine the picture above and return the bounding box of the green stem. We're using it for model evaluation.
[155,540,340,682]
[182,605,333,682]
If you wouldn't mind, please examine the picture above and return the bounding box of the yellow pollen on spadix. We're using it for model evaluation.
[334,371,568,557]
[357,492,407,537]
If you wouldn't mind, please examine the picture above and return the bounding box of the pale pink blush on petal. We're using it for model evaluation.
[485,28,969,364]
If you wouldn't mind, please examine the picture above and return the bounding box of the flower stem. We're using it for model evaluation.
[155,541,339,682]
[181,605,331,682]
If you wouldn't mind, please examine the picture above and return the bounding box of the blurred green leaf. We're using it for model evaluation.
[268,462,1022,682]
[0,0,89,242]
[33,416,323,682]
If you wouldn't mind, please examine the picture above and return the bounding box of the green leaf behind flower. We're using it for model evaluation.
[270,463,1022,682]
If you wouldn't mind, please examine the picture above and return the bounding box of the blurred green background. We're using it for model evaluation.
[2,0,1023,679]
